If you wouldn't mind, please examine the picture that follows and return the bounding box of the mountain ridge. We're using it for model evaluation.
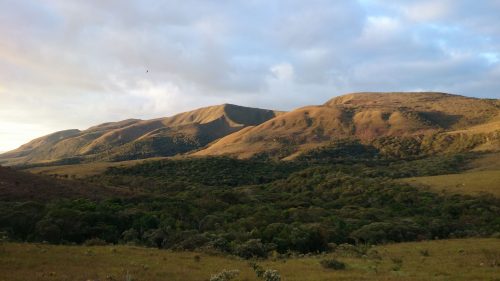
[1,92,499,165]
[0,103,282,165]
[195,92,500,158]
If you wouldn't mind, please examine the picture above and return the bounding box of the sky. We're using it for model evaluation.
[1,0,500,152]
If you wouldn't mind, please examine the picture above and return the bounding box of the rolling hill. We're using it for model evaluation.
[195,92,500,158]
[0,104,281,166]
[1,92,499,165]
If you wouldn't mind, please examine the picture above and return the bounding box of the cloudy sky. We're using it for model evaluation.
[1,0,499,151]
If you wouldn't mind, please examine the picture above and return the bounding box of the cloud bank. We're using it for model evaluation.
[0,0,499,150]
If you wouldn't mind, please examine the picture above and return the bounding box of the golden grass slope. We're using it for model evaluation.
[196,92,500,158]
[327,92,499,130]
[0,104,281,165]
[401,152,500,197]
[1,239,499,281]
[2,92,498,164]
[402,170,500,197]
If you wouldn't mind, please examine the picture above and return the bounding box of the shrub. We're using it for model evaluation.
[235,239,268,259]
[262,269,281,281]
[121,228,139,244]
[84,238,107,246]
[209,269,239,281]
[250,263,281,281]
[320,258,346,270]
[249,262,265,278]
[334,243,366,258]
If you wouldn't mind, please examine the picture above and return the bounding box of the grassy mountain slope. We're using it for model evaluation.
[2,92,498,165]
[195,92,500,159]
[0,104,281,165]
[401,151,500,196]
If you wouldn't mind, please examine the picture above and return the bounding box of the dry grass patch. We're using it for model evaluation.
[402,170,500,197]
[1,239,499,281]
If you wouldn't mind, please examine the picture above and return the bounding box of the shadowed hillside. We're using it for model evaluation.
[0,166,131,201]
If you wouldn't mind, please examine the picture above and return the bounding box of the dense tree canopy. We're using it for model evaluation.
[1,143,499,258]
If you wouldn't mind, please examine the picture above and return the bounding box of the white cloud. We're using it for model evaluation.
[270,63,294,81]
[403,1,452,22]
[0,0,499,150]
[360,16,402,44]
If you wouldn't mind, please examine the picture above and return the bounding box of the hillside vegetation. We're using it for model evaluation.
[1,150,499,258]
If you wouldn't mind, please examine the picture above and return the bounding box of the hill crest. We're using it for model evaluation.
[0,104,281,165]
[1,92,499,165]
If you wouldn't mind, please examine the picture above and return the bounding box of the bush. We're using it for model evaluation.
[250,263,281,281]
[235,239,269,259]
[320,258,346,270]
[209,269,239,281]
[84,238,107,246]
[262,269,281,281]
[249,262,265,278]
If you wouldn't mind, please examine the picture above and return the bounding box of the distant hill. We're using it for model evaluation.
[195,92,500,158]
[0,104,282,165]
[1,92,499,165]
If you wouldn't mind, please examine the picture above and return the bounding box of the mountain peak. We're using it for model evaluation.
[0,103,280,165]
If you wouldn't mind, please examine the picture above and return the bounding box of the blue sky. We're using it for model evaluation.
[0,0,499,151]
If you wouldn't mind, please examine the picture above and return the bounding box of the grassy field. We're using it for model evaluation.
[0,239,499,281]
[401,170,500,197]
[401,152,500,197]
[467,152,500,171]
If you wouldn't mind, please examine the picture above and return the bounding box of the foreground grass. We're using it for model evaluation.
[0,239,498,281]
[402,170,500,197]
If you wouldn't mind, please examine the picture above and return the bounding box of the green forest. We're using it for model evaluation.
[1,142,499,259]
